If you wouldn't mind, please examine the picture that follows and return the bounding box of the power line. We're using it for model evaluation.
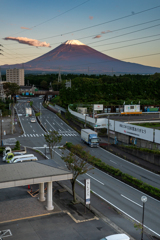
[9,0,90,36]
[3,23,160,62]
[38,5,160,40]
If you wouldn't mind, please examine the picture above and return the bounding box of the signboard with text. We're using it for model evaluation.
[94,104,103,111]
[106,119,114,131]
[84,179,90,205]
[124,105,140,113]
[115,121,153,141]
[155,129,160,144]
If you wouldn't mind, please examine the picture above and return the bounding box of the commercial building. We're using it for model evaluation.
[6,68,24,86]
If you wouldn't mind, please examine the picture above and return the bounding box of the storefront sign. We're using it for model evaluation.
[115,121,153,141]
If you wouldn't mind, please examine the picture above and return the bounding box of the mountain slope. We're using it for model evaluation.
[1,40,160,74]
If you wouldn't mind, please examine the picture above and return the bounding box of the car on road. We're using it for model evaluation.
[100,234,130,240]
[31,117,36,123]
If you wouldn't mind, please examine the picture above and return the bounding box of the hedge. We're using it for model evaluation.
[65,142,160,200]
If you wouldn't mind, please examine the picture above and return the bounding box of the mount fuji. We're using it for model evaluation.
[1,40,160,74]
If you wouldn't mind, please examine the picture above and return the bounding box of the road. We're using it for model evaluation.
[13,97,160,238]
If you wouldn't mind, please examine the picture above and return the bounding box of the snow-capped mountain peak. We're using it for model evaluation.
[64,40,85,45]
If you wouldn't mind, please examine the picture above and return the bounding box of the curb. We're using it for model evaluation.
[59,182,136,240]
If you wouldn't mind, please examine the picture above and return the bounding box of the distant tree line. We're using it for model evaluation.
[5,72,160,107]
[58,73,160,108]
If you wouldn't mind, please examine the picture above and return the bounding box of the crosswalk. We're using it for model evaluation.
[18,131,79,138]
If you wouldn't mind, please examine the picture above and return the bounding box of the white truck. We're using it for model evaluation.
[81,129,99,147]
[26,107,32,117]
[3,146,27,161]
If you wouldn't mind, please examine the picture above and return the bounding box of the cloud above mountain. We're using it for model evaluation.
[93,35,101,39]
[4,37,51,48]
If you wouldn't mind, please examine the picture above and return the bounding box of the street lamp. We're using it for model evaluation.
[141,196,147,240]
[44,144,47,157]
[0,110,2,146]
[40,103,42,123]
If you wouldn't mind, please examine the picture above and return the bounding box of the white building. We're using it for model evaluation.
[6,68,24,86]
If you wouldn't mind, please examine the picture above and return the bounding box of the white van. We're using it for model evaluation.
[6,153,36,163]
[100,234,130,240]
[11,156,38,163]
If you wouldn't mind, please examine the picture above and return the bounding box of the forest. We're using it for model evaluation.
[58,73,160,108]
[3,72,160,108]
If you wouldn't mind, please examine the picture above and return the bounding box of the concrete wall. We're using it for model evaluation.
[120,147,160,166]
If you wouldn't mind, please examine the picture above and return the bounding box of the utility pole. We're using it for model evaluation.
[40,103,42,123]
[108,115,110,147]
[11,103,13,134]
[0,110,2,146]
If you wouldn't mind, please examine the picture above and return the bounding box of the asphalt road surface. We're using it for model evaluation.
[10,97,160,238]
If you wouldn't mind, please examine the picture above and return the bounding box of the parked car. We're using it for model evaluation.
[100,234,130,240]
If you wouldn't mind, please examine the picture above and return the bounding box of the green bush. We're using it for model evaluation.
[13,141,20,150]
[66,143,160,199]
[0,147,5,154]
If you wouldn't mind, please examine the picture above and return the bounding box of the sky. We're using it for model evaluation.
[0,0,160,69]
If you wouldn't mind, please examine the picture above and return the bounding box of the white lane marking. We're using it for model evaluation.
[30,125,32,128]
[33,130,35,132]
[61,123,63,125]
[42,134,44,136]
[50,129,52,131]
[33,134,35,137]
[86,173,104,185]
[52,123,55,125]
[110,160,117,164]
[76,179,160,238]
[36,134,39,137]
[46,119,56,131]
[30,134,33,137]
[100,146,160,177]
[121,194,142,207]
[27,134,30,137]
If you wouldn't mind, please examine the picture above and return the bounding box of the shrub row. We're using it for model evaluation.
[65,142,160,200]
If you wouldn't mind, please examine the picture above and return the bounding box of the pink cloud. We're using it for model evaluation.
[4,36,51,48]
[101,30,112,34]
[21,26,31,30]
[93,35,101,39]
[89,16,93,20]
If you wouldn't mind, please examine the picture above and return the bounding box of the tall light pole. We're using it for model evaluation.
[0,110,2,146]
[141,196,147,240]
[40,103,42,123]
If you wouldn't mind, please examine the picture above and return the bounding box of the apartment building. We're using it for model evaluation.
[6,68,24,86]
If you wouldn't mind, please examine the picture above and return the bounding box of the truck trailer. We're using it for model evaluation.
[81,129,99,147]
[26,107,32,117]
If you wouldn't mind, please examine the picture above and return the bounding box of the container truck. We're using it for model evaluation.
[81,129,99,147]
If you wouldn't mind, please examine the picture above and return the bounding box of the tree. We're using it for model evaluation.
[44,130,62,158]
[3,82,20,99]
[40,80,48,90]
[62,144,93,203]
